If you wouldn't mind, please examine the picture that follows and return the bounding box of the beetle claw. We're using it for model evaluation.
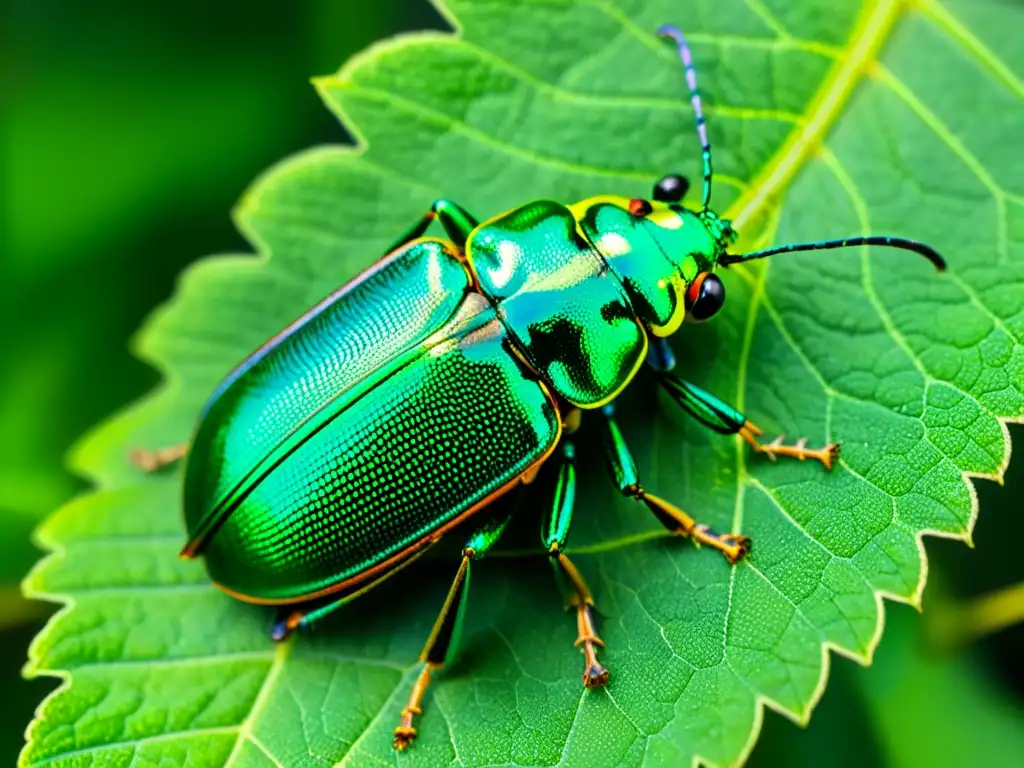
[271,610,302,641]
[128,443,187,472]
[719,533,752,564]
[583,660,610,688]
[270,620,289,642]
[392,725,417,750]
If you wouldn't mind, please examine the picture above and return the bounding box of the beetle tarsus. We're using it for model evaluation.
[392,714,419,751]
[129,443,187,472]
[686,522,751,564]
[637,491,751,564]
[710,530,752,565]
[393,664,434,750]
[550,551,611,687]
[575,603,609,687]
[739,422,839,470]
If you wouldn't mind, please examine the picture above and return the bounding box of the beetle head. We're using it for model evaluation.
[571,184,735,336]
[637,173,738,326]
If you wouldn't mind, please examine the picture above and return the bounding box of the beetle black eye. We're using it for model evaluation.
[684,273,725,322]
[653,174,689,203]
[628,198,653,217]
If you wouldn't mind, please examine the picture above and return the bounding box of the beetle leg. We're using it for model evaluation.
[555,551,608,688]
[129,443,187,472]
[541,441,609,688]
[386,199,479,253]
[270,537,436,641]
[645,336,678,373]
[648,342,839,471]
[392,511,511,751]
[599,403,751,564]
[562,407,583,435]
[737,422,840,469]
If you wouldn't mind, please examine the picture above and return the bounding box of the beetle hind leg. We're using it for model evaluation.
[393,663,437,750]
[393,512,511,750]
[392,555,472,750]
[556,551,609,687]
[268,538,437,642]
[635,490,751,564]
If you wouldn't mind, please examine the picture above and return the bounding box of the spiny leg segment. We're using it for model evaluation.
[269,537,435,642]
[738,422,839,469]
[266,509,510,751]
[599,403,751,564]
[647,338,839,470]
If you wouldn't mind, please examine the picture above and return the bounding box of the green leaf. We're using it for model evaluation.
[857,605,1024,768]
[750,603,1024,768]
[21,0,1024,765]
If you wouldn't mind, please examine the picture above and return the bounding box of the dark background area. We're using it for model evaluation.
[3,1,1022,765]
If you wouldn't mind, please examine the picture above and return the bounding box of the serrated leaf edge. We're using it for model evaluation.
[19,0,1023,765]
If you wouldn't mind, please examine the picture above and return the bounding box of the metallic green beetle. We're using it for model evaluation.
[134,25,945,749]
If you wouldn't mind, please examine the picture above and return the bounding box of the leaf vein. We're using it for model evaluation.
[224,637,292,767]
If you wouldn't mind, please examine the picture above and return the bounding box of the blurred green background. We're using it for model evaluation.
[3,1,1022,765]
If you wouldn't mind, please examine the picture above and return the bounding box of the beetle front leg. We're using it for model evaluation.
[599,403,751,564]
[129,443,188,472]
[648,338,839,470]
[736,421,840,469]
[387,198,479,252]
[541,441,609,688]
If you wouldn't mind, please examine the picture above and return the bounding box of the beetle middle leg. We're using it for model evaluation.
[647,338,839,469]
[541,441,609,688]
[599,402,751,564]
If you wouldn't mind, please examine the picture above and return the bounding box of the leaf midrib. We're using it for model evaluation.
[728,0,900,230]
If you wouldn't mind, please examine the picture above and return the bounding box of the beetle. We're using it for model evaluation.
[132,25,945,750]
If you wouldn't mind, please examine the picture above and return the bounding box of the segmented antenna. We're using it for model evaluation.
[719,236,946,271]
[657,24,713,212]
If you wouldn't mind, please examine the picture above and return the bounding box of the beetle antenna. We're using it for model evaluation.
[657,24,713,212]
[719,236,946,271]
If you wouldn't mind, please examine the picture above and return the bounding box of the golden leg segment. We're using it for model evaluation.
[575,603,609,688]
[130,443,187,471]
[739,422,839,470]
[555,552,609,687]
[393,663,436,750]
[639,492,751,565]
